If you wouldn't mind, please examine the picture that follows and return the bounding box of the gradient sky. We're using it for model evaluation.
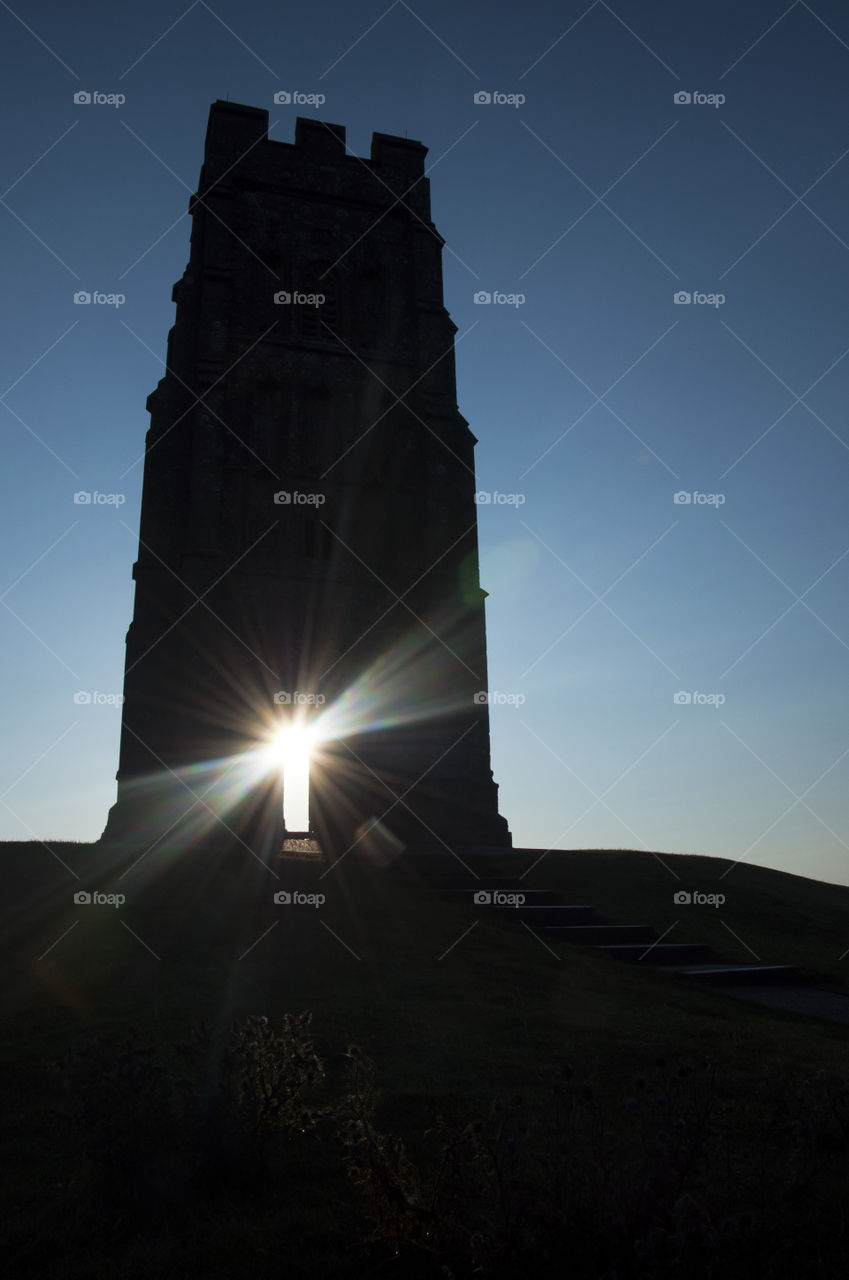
[2,0,849,887]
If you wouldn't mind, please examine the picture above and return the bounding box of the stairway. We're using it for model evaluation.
[444,878,802,989]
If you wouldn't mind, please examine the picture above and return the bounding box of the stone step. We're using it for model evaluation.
[540,923,657,945]
[674,963,800,985]
[597,942,717,965]
[487,904,596,925]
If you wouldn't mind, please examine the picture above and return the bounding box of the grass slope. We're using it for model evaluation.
[2,840,848,1275]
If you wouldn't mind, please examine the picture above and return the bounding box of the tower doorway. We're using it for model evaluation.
[266,724,313,835]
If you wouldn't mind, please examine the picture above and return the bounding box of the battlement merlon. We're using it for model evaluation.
[199,101,430,206]
[203,100,268,162]
[368,129,428,179]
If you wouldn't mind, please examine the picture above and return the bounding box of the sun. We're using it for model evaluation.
[262,722,319,769]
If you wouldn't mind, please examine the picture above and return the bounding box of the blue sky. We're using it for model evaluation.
[2,0,849,887]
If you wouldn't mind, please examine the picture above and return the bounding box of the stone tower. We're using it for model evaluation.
[102,100,511,855]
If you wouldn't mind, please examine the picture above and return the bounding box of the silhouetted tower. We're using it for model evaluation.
[103,101,511,854]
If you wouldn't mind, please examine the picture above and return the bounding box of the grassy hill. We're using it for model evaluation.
[2,839,849,1277]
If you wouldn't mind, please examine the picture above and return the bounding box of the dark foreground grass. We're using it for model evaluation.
[2,839,848,1277]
